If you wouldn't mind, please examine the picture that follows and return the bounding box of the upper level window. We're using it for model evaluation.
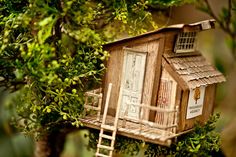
[174,32,197,53]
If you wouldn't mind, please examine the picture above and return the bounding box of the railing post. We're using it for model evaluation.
[101,83,112,125]
[174,105,179,134]
[97,93,103,121]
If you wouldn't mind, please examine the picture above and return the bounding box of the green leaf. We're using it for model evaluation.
[38,16,53,27]
[37,16,57,44]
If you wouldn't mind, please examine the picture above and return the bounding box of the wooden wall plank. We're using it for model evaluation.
[201,85,216,122]
[102,48,123,116]
[149,38,165,121]
[130,40,160,120]
[178,90,189,131]
[179,85,216,131]
[103,39,162,118]
[104,34,163,51]
[163,31,178,53]
[175,85,182,133]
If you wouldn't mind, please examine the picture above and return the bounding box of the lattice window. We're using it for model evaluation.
[174,32,197,53]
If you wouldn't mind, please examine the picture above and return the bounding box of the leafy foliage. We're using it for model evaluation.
[145,114,220,157]
[87,114,221,157]
[0,0,110,133]
[0,0,195,135]
[87,128,143,156]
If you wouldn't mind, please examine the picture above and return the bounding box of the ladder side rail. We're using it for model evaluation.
[96,83,113,157]
[101,83,112,125]
[109,86,123,157]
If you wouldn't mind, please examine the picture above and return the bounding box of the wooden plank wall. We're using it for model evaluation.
[175,85,182,132]
[130,40,160,111]
[102,39,161,117]
[178,90,189,132]
[102,47,123,116]
[201,84,216,122]
[162,30,218,133]
[163,31,178,53]
[178,84,216,132]
[163,27,200,54]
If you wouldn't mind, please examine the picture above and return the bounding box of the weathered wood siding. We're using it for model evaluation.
[102,47,123,116]
[130,40,160,120]
[163,31,178,53]
[102,39,162,117]
[178,84,216,132]
[201,84,216,122]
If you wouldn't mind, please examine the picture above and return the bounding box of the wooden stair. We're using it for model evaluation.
[95,84,122,157]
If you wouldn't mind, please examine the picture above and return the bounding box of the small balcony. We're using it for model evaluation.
[80,87,180,146]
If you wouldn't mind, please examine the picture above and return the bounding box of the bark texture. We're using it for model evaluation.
[34,129,67,157]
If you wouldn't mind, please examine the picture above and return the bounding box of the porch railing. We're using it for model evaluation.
[83,88,179,141]
[122,102,179,138]
[84,88,103,121]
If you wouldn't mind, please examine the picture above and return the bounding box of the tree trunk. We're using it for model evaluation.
[34,129,67,157]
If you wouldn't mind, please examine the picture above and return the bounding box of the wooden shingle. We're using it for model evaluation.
[165,55,226,89]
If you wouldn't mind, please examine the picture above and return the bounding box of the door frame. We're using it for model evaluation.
[119,47,148,119]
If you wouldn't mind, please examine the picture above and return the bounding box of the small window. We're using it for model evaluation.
[174,32,197,53]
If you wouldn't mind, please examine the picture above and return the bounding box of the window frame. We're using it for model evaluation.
[174,31,197,53]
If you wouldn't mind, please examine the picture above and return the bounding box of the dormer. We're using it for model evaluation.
[173,20,214,54]
[174,31,197,53]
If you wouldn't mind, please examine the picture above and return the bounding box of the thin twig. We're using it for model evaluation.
[227,0,232,27]
[204,0,231,34]
[203,0,236,60]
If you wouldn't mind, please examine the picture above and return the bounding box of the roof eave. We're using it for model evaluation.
[103,19,216,48]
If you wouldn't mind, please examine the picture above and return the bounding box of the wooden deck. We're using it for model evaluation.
[79,114,178,146]
[83,87,182,147]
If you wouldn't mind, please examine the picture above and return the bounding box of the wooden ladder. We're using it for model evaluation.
[95,84,122,157]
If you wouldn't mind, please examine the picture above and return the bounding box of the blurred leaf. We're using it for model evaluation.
[38,15,58,44]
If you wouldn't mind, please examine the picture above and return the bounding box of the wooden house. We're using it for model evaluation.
[80,20,226,157]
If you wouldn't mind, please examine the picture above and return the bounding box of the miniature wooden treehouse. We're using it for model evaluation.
[80,20,226,157]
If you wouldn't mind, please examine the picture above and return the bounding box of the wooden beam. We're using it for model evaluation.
[178,90,189,131]
[150,37,165,121]
[162,58,189,90]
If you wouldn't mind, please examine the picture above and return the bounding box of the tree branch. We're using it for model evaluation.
[227,0,232,27]
[202,0,236,60]
[204,0,231,34]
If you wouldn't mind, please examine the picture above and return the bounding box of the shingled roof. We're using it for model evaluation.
[164,55,226,89]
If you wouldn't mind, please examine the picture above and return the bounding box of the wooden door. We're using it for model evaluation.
[119,48,147,119]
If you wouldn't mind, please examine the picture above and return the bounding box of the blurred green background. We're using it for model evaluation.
[0,1,235,157]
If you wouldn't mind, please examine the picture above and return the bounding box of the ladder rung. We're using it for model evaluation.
[100,134,115,140]
[95,153,110,157]
[101,124,115,131]
[97,144,114,151]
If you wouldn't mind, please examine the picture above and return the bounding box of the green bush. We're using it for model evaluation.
[87,114,221,157]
